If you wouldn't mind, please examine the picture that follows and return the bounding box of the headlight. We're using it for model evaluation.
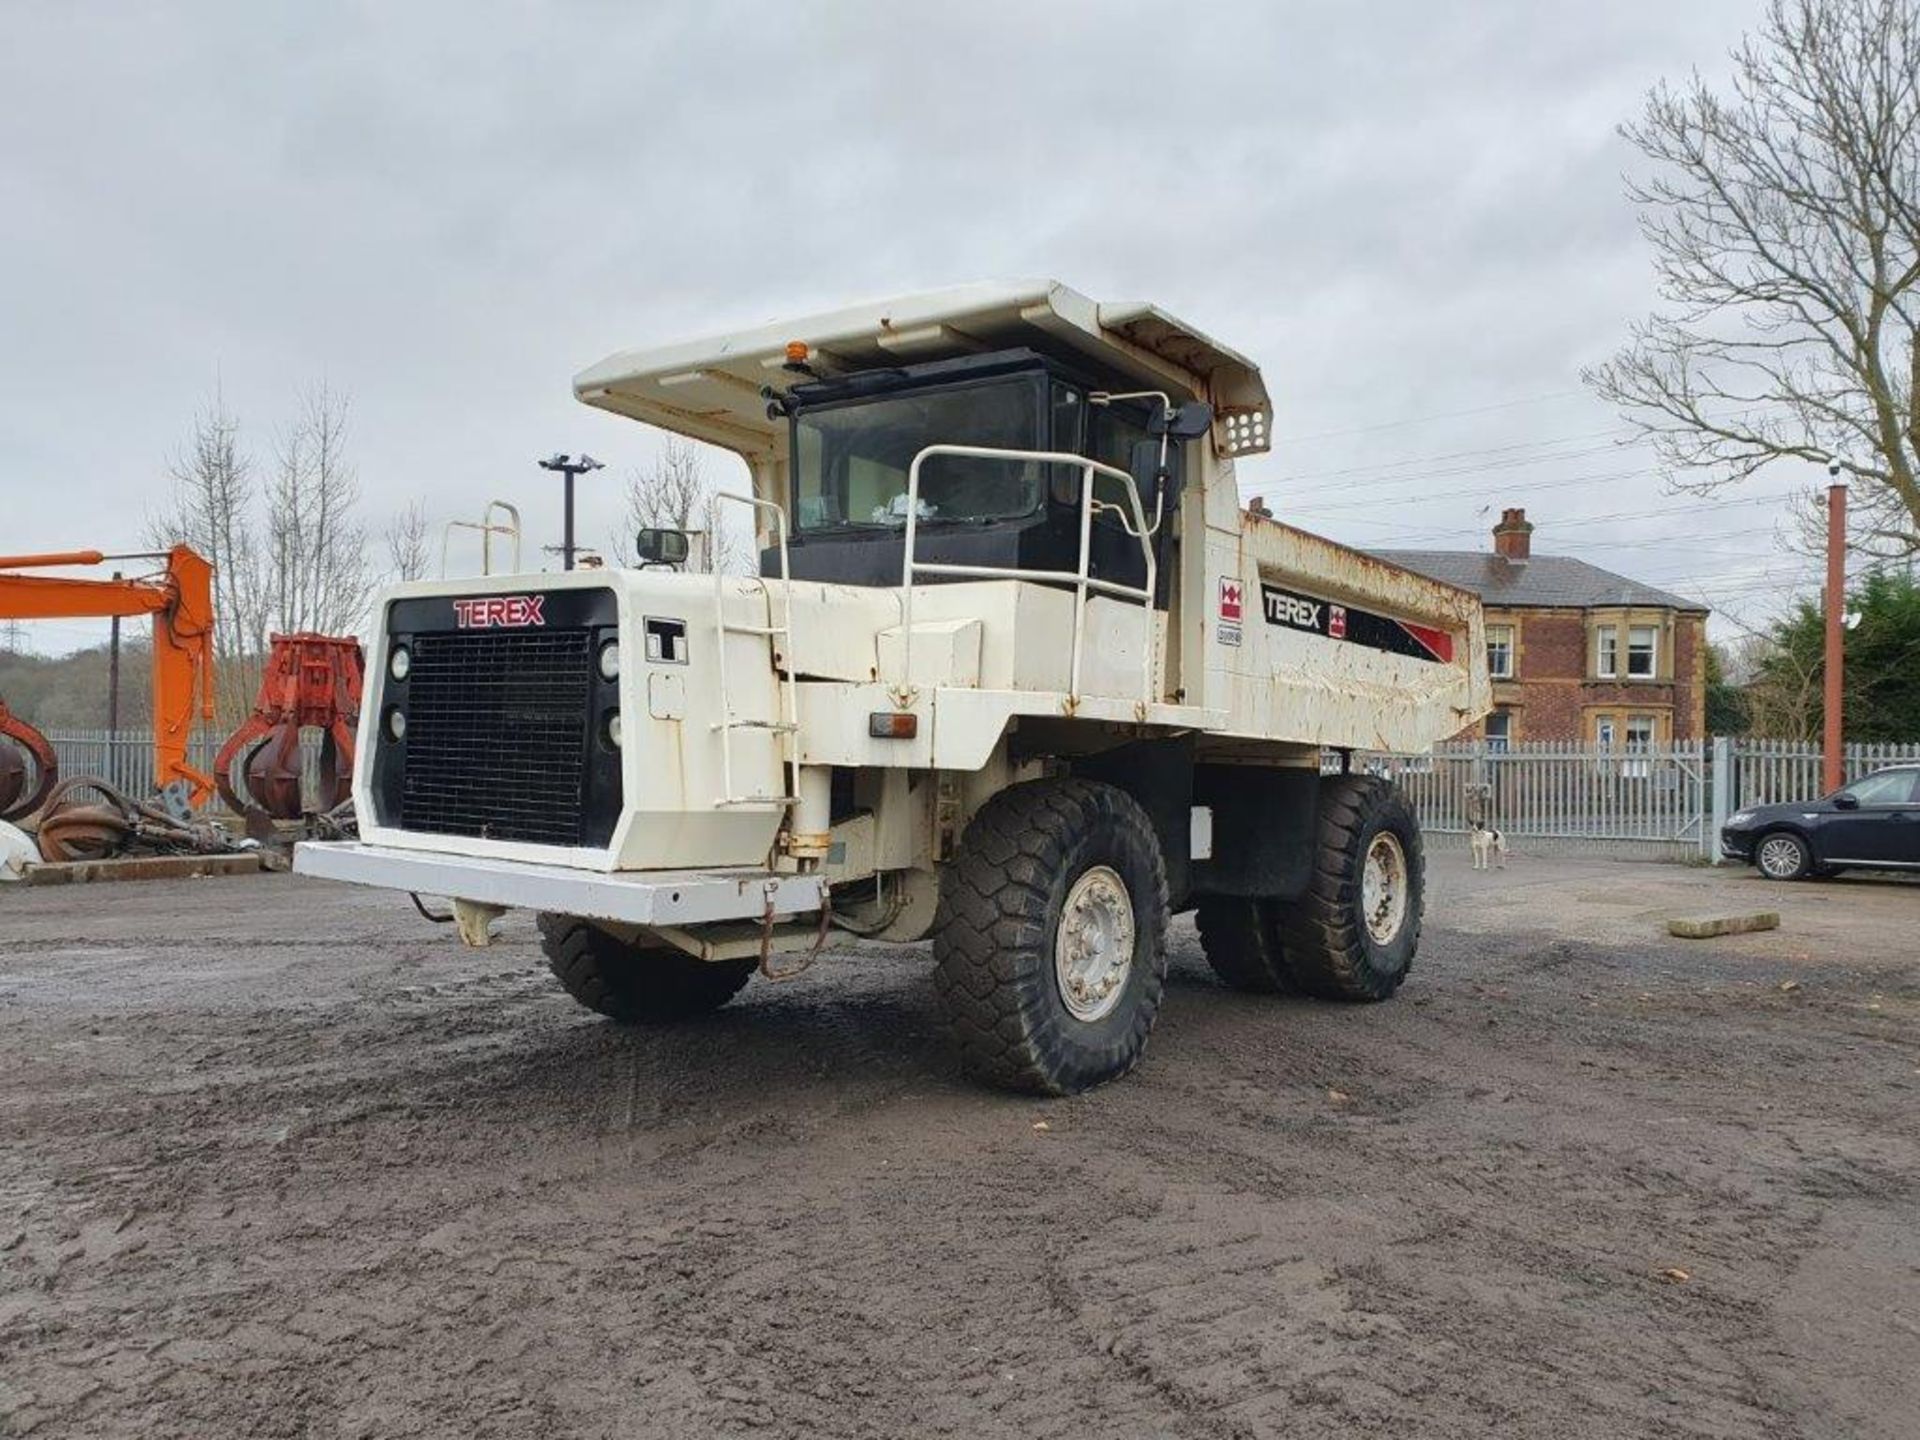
[385,707,407,741]
[1726,810,1754,826]
[598,640,619,681]
[604,710,621,748]
[388,645,411,681]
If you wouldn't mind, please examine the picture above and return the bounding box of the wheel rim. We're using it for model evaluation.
[1758,835,1802,878]
[1361,832,1409,945]
[1055,865,1135,1022]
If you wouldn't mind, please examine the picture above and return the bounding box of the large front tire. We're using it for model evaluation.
[1276,775,1424,1002]
[537,914,755,1023]
[933,779,1170,1095]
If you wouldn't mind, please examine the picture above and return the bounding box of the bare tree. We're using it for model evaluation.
[148,392,267,722]
[383,498,432,583]
[149,384,380,724]
[1586,0,1920,560]
[265,382,372,635]
[610,436,743,572]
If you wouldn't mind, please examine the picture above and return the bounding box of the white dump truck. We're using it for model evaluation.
[295,282,1489,1093]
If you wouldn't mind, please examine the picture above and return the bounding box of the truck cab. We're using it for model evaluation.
[773,346,1183,603]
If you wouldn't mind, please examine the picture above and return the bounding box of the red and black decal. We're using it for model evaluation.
[452,595,546,629]
[1260,584,1454,663]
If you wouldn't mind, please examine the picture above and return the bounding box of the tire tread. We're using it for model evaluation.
[537,914,754,1023]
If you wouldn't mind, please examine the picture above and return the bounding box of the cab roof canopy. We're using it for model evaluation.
[573,280,1273,462]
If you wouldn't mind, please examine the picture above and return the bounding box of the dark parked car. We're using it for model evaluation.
[1721,764,1920,880]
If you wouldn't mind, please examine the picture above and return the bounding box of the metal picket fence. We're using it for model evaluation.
[1327,737,1920,862]
[28,726,1920,859]
[1725,738,1920,808]
[40,728,325,811]
[41,729,224,799]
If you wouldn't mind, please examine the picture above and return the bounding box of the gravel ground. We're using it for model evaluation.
[1,854,1915,1439]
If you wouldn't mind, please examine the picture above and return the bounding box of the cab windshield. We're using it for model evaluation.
[792,376,1045,532]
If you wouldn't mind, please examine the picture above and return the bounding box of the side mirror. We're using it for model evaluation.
[1148,401,1214,440]
[1832,791,1859,810]
[634,527,690,567]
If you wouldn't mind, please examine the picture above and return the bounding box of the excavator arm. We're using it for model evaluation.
[0,546,217,808]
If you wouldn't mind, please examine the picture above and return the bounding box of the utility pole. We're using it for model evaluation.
[537,453,605,571]
[108,571,123,734]
[1822,469,1847,795]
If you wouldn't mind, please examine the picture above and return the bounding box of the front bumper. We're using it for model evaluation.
[1719,828,1757,862]
[293,841,826,926]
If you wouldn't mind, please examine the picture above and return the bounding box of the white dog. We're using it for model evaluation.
[1469,820,1509,870]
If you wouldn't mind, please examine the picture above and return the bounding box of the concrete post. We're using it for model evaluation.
[1709,735,1733,864]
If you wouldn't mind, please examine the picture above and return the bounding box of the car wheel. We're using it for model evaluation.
[1754,830,1812,881]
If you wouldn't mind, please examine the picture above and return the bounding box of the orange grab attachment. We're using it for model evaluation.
[0,699,59,823]
[214,634,364,819]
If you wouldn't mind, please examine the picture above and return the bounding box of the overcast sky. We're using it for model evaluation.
[3,0,1820,654]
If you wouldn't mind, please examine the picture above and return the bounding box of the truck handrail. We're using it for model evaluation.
[899,445,1157,705]
[440,501,522,578]
[707,491,802,812]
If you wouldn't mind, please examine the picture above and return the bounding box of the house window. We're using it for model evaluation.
[1624,713,1655,778]
[1485,709,1512,751]
[1595,627,1618,678]
[1627,625,1658,678]
[1595,716,1617,749]
[1486,625,1514,679]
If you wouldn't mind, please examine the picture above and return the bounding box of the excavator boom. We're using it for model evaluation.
[0,546,217,808]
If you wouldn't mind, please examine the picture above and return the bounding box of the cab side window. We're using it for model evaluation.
[1086,400,1175,530]
[1048,382,1085,505]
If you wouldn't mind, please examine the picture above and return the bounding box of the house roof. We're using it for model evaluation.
[1367,550,1710,614]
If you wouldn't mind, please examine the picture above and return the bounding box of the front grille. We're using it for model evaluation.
[398,628,596,845]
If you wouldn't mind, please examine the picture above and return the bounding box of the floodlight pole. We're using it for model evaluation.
[537,454,605,571]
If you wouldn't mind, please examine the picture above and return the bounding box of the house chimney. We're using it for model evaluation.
[1492,506,1532,561]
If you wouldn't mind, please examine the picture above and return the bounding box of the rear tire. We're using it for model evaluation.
[537,914,755,1023]
[1276,775,1424,1002]
[933,778,1169,1095]
[1195,897,1292,993]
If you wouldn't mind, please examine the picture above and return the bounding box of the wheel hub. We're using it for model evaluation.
[1361,832,1409,945]
[1055,866,1135,1022]
[1758,835,1801,878]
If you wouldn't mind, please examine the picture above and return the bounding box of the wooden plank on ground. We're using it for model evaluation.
[20,854,264,886]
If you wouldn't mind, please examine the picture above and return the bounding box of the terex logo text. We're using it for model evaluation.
[452,596,546,629]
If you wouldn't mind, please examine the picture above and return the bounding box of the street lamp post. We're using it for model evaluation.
[537,453,605,571]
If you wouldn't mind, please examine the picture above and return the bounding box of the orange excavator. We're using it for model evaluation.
[0,546,217,819]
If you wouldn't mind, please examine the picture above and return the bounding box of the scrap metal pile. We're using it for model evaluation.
[22,778,252,865]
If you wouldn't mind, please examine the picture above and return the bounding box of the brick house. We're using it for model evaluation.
[1374,508,1710,747]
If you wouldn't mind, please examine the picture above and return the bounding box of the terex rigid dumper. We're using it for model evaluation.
[296,282,1489,1093]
